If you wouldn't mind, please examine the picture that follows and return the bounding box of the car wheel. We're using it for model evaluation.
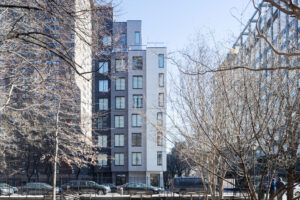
[97,190,103,195]
[295,191,300,197]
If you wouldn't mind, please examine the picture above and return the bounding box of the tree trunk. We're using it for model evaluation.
[52,133,58,200]
[286,167,294,200]
[52,101,60,200]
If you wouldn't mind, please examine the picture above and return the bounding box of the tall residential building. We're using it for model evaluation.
[92,9,167,187]
[228,1,299,68]
[0,0,93,181]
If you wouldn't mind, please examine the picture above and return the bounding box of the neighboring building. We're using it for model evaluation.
[92,8,167,187]
[225,0,299,182]
[228,1,298,68]
[0,0,93,182]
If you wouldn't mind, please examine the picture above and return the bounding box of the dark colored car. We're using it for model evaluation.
[0,183,15,195]
[172,177,211,194]
[102,183,117,193]
[60,180,109,195]
[18,182,58,195]
[121,183,161,195]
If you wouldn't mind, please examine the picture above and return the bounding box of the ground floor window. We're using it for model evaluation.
[116,174,126,185]
[150,174,160,187]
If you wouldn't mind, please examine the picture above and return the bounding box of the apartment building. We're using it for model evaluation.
[0,0,93,181]
[228,1,299,67]
[92,11,167,187]
[226,0,299,179]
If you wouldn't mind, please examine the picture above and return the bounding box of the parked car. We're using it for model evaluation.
[172,177,210,194]
[0,183,14,195]
[102,183,117,193]
[120,183,161,195]
[18,182,59,195]
[60,180,109,195]
[294,183,300,197]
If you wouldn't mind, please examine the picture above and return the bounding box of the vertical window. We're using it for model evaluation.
[135,31,140,44]
[132,152,142,166]
[98,62,108,74]
[133,95,143,108]
[157,112,163,126]
[115,134,124,147]
[158,54,164,68]
[98,154,107,166]
[115,115,124,128]
[121,33,126,46]
[116,59,126,72]
[103,36,112,46]
[98,135,107,147]
[116,78,125,90]
[115,153,124,166]
[115,96,125,110]
[133,76,143,89]
[158,93,164,107]
[99,98,108,110]
[157,151,162,166]
[98,116,108,129]
[157,132,163,146]
[132,56,143,70]
[132,114,142,127]
[132,133,142,147]
[159,73,164,87]
[99,80,108,92]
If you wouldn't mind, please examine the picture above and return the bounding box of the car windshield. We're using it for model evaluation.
[136,183,146,188]
[26,182,52,189]
[0,183,9,187]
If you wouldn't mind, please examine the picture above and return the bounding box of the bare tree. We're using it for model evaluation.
[170,33,299,200]
[0,0,115,199]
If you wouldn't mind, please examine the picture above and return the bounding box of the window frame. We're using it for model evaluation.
[132,133,142,147]
[98,61,109,74]
[115,96,126,110]
[115,78,125,91]
[99,98,109,111]
[98,154,108,166]
[157,132,163,146]
[158,54,164,68]
[97,116,108,129]
[158,93,164,107]
[133,75,143,89]
[114,115,125,128]
[159,73,164,87]
[134,31,140,44]
[102,36,112,47]
[114,152,125,166]
[157,112,163,126]
[99,80,109,92]
[157,151,163,166]
[114,134,125,147]
[115,59,126,72]
[133,95,143,108]
[132,152,142,166]
[132,56,143,70]
[98,135,108,148]
[132,114,142,127]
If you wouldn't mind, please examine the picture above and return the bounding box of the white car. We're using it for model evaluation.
[294,183,300,197]
[0,183,14,195]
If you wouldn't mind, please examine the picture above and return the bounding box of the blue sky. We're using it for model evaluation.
[115,0,256,51]
[114,0,257,148]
